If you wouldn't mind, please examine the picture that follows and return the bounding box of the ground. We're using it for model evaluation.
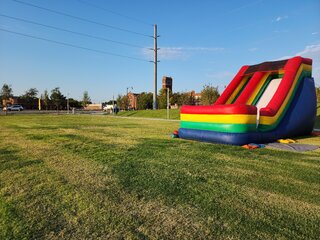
[0,114,319,239]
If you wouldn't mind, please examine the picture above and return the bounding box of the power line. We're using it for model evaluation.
[11,0,152,38]
[0,28,149,62]
[75,0,153,27]
[0,13,146,49]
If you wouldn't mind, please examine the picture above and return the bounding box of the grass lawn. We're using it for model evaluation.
[0,114,320,239]
[116,108,180,120]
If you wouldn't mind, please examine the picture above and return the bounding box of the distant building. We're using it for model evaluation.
[85,103,102,110]
[162,76,173,92]
[2,97,18,107]
[191,91,202,105]
[127,92,140,110]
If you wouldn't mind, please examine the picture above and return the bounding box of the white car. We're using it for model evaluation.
[7,104,24,111]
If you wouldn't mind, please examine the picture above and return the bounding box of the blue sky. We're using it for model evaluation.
[0,0,319,102]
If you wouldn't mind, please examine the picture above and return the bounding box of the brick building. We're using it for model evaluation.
[191,91,202,105]
[2,97,18,107]
[162,76,173,92]
[127,92,139,110]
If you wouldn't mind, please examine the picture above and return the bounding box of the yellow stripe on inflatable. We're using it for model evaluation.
[259,64,312,125]
[181,113,257,124]
[246,72,270,105]
[226,75,250,104]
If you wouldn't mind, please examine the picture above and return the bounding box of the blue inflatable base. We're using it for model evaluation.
[179,78,316,145]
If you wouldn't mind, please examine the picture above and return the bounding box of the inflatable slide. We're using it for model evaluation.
[179,56,316,145]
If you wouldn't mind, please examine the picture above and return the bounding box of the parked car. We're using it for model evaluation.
[7,104,24,111]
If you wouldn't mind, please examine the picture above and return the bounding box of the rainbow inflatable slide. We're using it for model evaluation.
[179,56,316,145]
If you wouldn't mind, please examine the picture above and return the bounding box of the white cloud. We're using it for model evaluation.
[274,15,288,22]
[228,0,263,14]
[277,44,320,85]
[311,32,319,35]
[185,47,225,51]
[142,46,224,60]
[249,47,258,52]
[206,71,235,91]
[296,44,320,56]
[159,48,185,60]
[296,44,320,85]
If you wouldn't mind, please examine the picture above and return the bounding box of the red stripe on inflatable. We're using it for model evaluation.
[214,65,249,105]
[234,71,265,104]
[181,104,257,115]
[260,56,311,117]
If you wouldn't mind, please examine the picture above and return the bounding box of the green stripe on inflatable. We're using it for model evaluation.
[258,71,311,131]
[252,74,284,106]
[180,121,257,133]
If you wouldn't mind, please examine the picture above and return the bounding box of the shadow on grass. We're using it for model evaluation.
[0,146,70,239]
[115,139,315,194]
[110,138,320,238]
[0,148,43,172]
[25,133,122,164]
[0,195,28,239]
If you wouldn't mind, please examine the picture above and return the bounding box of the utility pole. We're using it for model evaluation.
[152,24,159,110]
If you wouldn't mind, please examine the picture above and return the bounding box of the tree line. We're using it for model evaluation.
[116,84,221,110]
[7,82,316,111]
[0,84,92,110]
[116,85,320,110]
[5,82,319,112]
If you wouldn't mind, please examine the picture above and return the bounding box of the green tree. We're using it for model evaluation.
[50,87,65,110]
[22,88,38,99]
[116,94,128,110]
[106,100,117,105]
[316,87,320,103]
[181,92,195,106]
[137,92,153,110]
[41,89,50,110]
[168,91,196,107]
[0,84,13,105]
[68,98,82,109]
[20,88,39,109]
[170,92,181,106]
[158,88,172,109]
[82,91,91,108]
[200,84,220,105]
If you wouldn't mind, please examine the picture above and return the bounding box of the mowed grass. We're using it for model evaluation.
[0,115,319,239]
[116,108,180,120]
